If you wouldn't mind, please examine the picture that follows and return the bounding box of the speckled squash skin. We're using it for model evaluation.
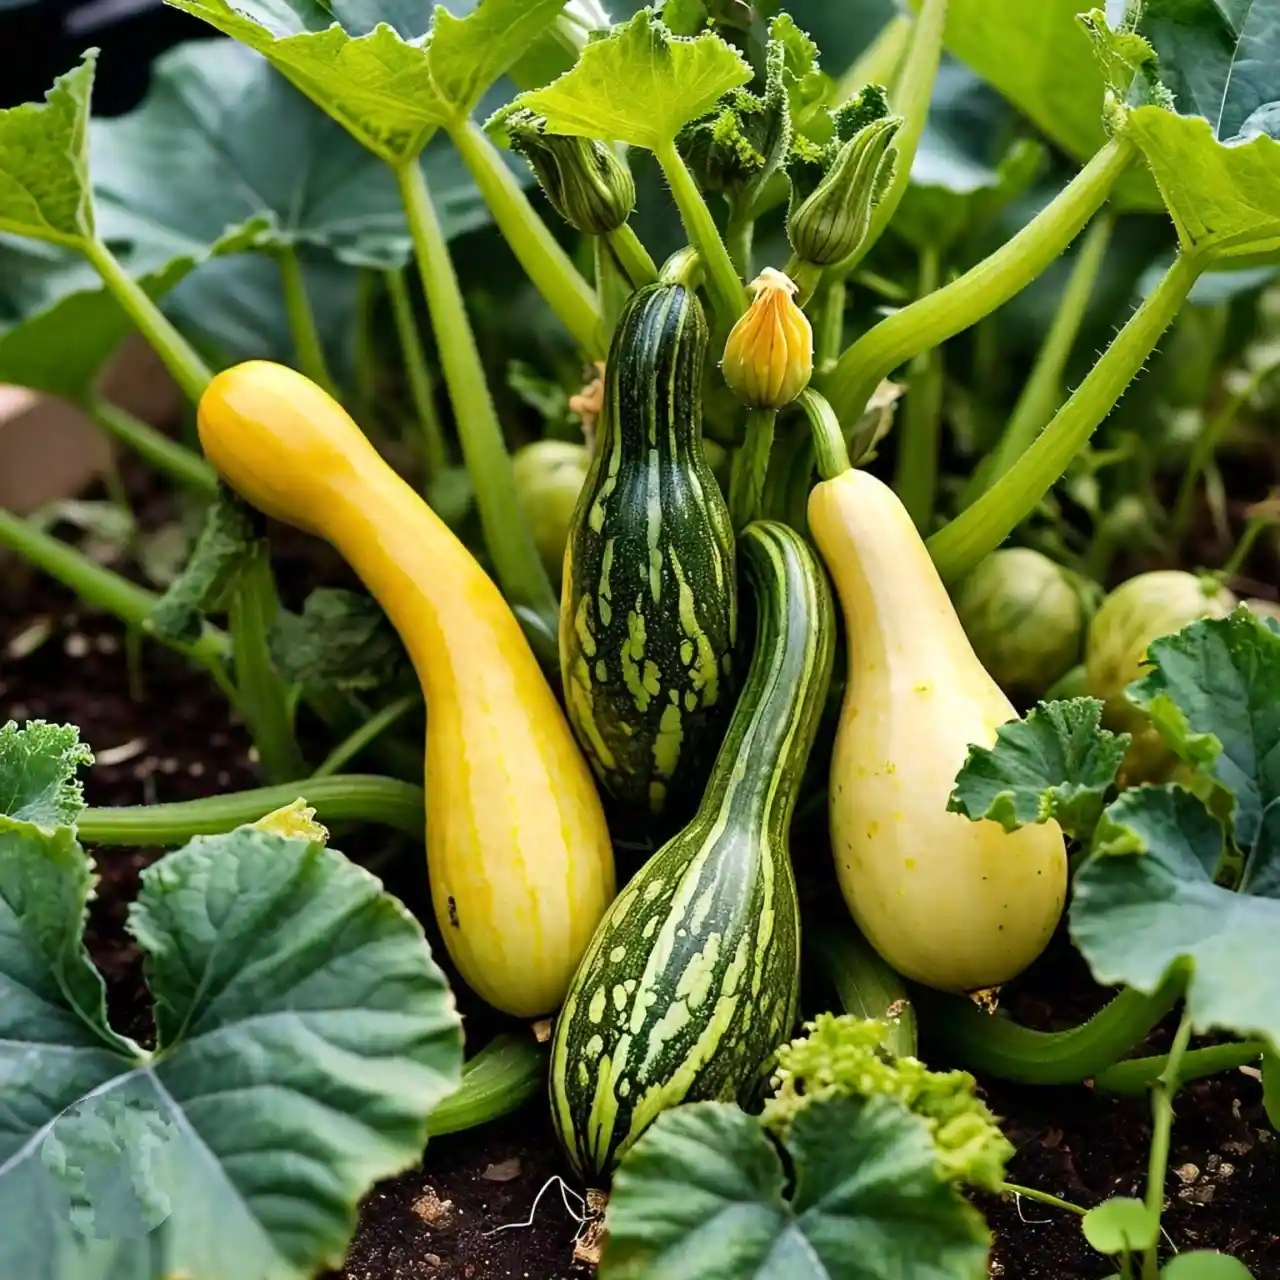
[197,361,615,1018]
[809,468,1068,993]
[549,522,834,1180]
[560,283,737,818]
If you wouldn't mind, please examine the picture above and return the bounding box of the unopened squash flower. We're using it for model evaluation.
[721,268,814,410]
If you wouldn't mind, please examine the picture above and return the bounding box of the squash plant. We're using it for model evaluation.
[0,0,1278,1276]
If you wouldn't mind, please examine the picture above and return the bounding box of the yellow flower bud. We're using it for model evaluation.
[721,268,814,409]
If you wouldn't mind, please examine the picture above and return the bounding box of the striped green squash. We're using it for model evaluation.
[560,281,736,818]
[549,520,836,1181]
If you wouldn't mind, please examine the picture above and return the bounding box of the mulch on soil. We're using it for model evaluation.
[3,561,1278,1280]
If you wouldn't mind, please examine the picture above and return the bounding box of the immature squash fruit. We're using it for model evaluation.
[512,440,589,584]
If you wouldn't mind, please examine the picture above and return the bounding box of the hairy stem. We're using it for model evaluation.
[827,136,1136,424]
[84,394,217,497]
[966,212,1114,504]
[608,222,659,288]
[277,245,337,397]
[929,251,1203,585]
[79,774,425,845]
[386,266,449,480]
[654,139,747,323]
[449,120,603,358]
[395,159,558,630]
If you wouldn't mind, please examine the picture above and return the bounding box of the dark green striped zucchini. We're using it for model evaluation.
[549,520,835,1180]
[559,282,736,817]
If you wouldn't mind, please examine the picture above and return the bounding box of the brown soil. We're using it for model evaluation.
[3,551,1278,1280]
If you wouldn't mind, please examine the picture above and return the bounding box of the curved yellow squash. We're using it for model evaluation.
[198,361,615,1016]
[808,469,1067,992]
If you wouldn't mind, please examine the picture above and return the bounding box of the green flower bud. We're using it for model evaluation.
[721,268,814,410]
[787,113,901,266]
[504,109,635,235]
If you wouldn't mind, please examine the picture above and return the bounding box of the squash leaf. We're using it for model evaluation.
[0,720,93,828]
[168,0,568,163]
[0,52,96,246]
[601,1097,990,1280]
[948,697,1129,842]
[0,801,462,1278]
[1162,1254,1256,1279]
[1081,1196,1160,1255]
[497,9,752,152]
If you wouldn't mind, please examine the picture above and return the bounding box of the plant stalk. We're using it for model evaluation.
[815,280,847,375]
[827,136,1136,424]
[352,267,381,429]
[836,12,914,102]
[893,244,943,530]
[928,250,1204,585]
[1142,1008,1195,1280]
[966,212,1115,504]
[277,245,338,397]
[84,394,217,497]
[394,159,559,631]
[729,408,777,530]
[1095,1040,1265,1095]
[426,1034,546,1137]
[313,693,419,780]
[386,266,450,480]
[608,223,659,288]
[448,120,604,358]
[1001,1183,1087,1216]
[82,236,213,405]
[654,139,748,323]
[798,387,852,481]
[78,774,425,845]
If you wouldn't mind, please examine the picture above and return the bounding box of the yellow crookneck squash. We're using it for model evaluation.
[197,361,615,1017]
[808,465,1067,992]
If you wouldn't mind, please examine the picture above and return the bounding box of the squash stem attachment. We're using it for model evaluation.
[276,245,338,398]
[653,139,748,324]
[729,408,778,530]
[78,774,426,845]
[928,250,1205,585]
[825,135,1136,425]
[386,266,450,481]
[608,223,659,289]
[796,388,851,482]
[448,119,604,360]
[964,212,1114,505]
[427,1034,547,1137]
[915,968,1186,1085]
[83,393,217,497]
[394,157,560,637]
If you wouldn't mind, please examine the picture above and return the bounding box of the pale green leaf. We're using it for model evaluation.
[503,9,752,151]
[1081,1197,1159,1255]
[1162,1253,1257,1279]
[0,52,96,246]
[0,720,93,828]
[0,822,463,1279]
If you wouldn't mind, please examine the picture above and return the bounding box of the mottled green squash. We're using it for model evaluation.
[559,282,736,816]
[549,521,835,1181]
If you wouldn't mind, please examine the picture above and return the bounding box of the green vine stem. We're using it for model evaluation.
[394,158,559,632]
[427,1034,546,1137]
[1173,350,1280,538]
[1220,508,1280,582]
[729,408,778,530]
[1095,1040,1265,1096]
[78,773,425,845]
[386,266,450,480]
[815,280,847,375]
[81,236,213,405]
[893,244,943,530]
[916,970,1185,1085]
[1142,1008,1195,1280]
[826,136,1136,425]
[448,120,604,359]
[313,692,419,780]
[725,201,754,281]
[810,922,918,1059]
[798,387,852,481]
[653,139,748,324]
[966,212,1115,505]
[839,0,948,275]
[0,506,229,671]
[1001,1183,1087,1216]
[608,222,659,289]
[928,251,1204,585]
[228,545,306,783]
[84,394,217,497]
[836,12,914,102]
[276,245,338,397]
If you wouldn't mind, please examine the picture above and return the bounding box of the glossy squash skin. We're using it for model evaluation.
[550,521,834,1180]
[809,469,1067,992]
[560,282,736,818]
[197,361,615,1017]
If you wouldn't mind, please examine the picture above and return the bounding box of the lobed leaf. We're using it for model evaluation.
[948,698,1128,842]
[0,719,93,828]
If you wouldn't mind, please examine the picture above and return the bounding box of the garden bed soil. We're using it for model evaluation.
[3,562,1278,1280]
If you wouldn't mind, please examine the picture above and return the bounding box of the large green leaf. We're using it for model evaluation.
[0,52,96,246]
[601,1097,989,1279]
[0,764,462,1280]
[167,0,568,163]
[501,9,752,151]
